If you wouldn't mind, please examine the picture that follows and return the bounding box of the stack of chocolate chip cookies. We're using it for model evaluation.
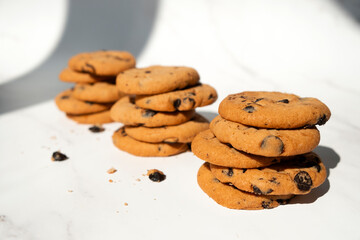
[55,50,136,124]
[192,91,331,210]
[111,66,218,157]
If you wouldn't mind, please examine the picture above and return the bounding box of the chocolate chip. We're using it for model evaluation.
[269,177,279,184]
[89,125,105,133]
[188,92,196,96]
[260,135,284,154]
[222,168,233,177]
[142,109,157,118]
[294,171,313,191]
[242,169,247,173]
[183,97,195,107]
[213,178,220,183]
[243,105,255,113]
[208,94,214,100]
[266,189,274,194]
[173,99,181,110]
[252,185,263,195]
[85,101,94,105]
[85,63,96,73]
[145,99,151,104]
[276,199,290,205]
[120,128,127,136]
[316,114,327,125]
[278,99,289,103]
[145,71,151,74]
[112,56,124,61]
[61,95,69,99]
[261,201,272,209]
[149,171,166,182]
[158,146,162,151]
[254,98,264,103]
[52,151,68,161]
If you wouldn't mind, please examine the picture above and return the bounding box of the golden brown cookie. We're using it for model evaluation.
[210,152,327,195]
[210,115,320,157]
[59,68,113,83]
[197,163,293,210]
[68,50,136,76]
[134,84,217,112]
[219,91,331,129]
[110,96,195,127]
[124,113,209,143]
[112,127,188,157]
[66,110,113,124]
[116,66,200,95]
[192,129,284,168]
[72,82,124,103]
[55,89,112,114]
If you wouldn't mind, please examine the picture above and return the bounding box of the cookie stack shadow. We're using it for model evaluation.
[110,66,218,157]
[55,50,136,124]
[192,91,331,210]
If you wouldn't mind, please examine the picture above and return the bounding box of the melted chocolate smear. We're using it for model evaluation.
[294,171,313,191]
[89,125,105,133]
[142,109,157,118]
[254,98,264,103]
[149,171,166,182]
[52,151,68,161]
[222,168,233,177]
[243,105,255,113]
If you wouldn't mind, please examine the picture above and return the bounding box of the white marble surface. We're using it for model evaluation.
[1,0,360,239]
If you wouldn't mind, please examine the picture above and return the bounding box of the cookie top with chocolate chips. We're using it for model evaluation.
[116,66,200,95]
[210,115,320,157]
[134,84,217,112]
[219,91,331,129]
[112,127,188,157]
[55,89,112,115]
[210,152,327,195]
[197,162,293,210]
[68,50,136,76]
[110,96,195,127]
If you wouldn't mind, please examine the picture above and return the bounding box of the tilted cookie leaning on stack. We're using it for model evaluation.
[111,66,218,157]
[55,50,136,124]
[192,91,331,210]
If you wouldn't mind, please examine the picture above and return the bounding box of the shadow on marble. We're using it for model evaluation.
[290,145,340,205]
[335,0,360,23]
[197,111,218,122]
[0,0,158,114]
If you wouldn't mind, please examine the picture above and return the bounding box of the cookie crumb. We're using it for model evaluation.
[107,167,117,174]
[50,136,57,140]
[135,178,141,182]
[89,125,105,133]
[68,190,73,193]
[52,151,69,161]
[124,202,128,206]
[109,179,113,183]
[147,169,166,182]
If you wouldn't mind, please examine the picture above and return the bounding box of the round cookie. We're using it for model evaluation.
[210,115,320,157]
[125,114,209,143]
[197,163,293,210]
[55,89,112,115]
[68,50,136,76]
[110,96,195,127]
[192,129,284,168]
[112,127,188,157]
[116,65,200,95]
[210,152,327,195]
[66,110,113,124]
[59,68,113,83]
[134,84,217,112]
[219,91,331,129]
[72,82,124,103]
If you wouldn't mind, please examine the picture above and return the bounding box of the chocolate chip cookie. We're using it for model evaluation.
[55,89,112,115]
[112,127,188,157]
[210,115,320,157]
[59,68,113,83]
[110,96,195,127]
[116,66,200,95]
[124,113,209,143]
[219,91,331,129]
[68,50,136,76]
[72,82,124,103]
[66,110,113,124]
[134,84,217,112]
[197,163,293,210]
[210,152,326,195]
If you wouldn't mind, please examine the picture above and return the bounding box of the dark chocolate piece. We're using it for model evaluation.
[243,105,255,113]
[294,171,313,191]
[142,109,157,118]
[52,151,68,161]
[149,171,166,182]
[89,125,105,133]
